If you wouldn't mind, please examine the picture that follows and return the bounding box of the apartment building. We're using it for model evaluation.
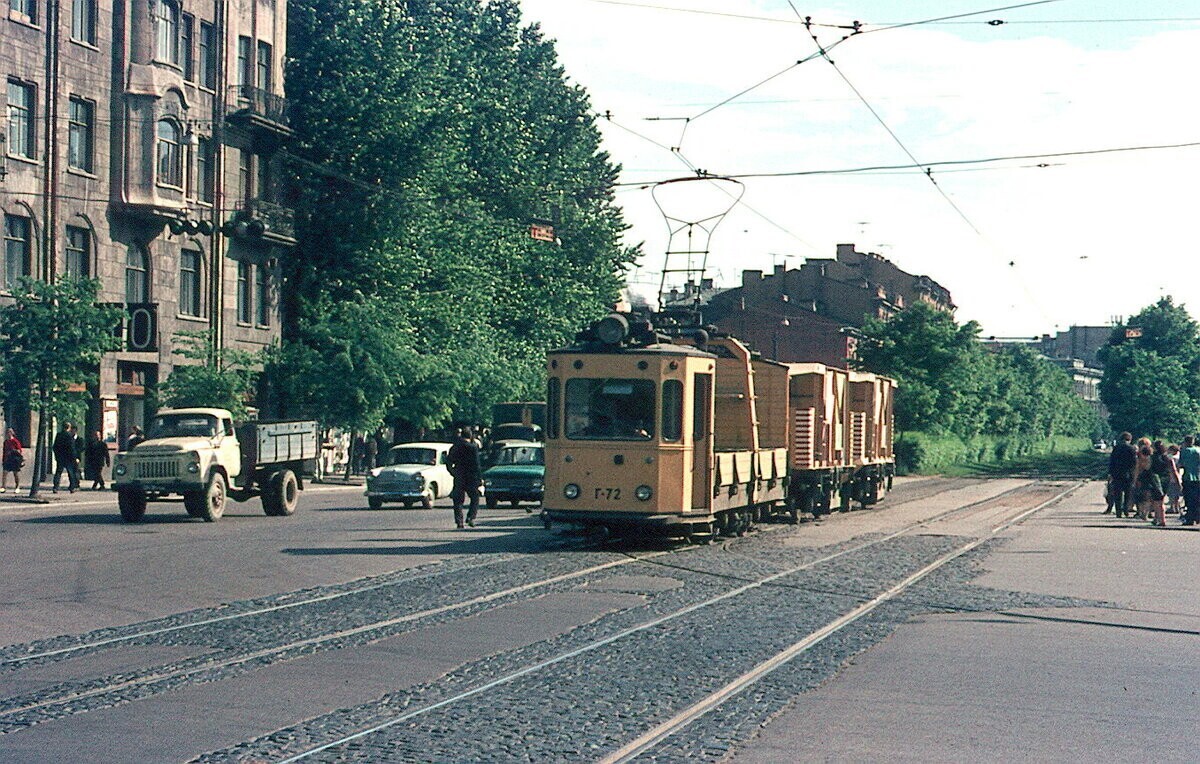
[2,0,293,445]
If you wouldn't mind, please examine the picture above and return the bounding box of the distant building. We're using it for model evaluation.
[661,278,728,309]
[984,325,1112,416]
[2,0,294,446]
[701,243,954,367]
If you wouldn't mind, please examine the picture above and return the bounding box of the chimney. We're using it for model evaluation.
[774,263,785,277]
[743,269,763,288]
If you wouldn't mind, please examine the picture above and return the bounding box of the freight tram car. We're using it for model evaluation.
[541,313,895,539]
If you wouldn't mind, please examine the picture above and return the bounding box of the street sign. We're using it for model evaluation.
[529,222,555,242]
[1125,327,1142,339]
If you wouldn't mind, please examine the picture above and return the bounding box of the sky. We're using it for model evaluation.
[515,0,1200,337]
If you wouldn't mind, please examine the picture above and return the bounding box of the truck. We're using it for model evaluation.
[112,408,319,523]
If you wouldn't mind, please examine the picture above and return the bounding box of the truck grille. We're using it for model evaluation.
[136,460,179,479]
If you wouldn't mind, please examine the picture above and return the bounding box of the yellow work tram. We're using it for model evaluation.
[542,313,895,539]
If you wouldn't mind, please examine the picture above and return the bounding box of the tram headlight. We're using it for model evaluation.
[595,313,629,345]
[564,483,581,500]
[635,485,653,501]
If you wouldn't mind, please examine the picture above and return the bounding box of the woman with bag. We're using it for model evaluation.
[2,428,24,492]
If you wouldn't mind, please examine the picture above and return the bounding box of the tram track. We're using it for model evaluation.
[244,479,1079,763]
[0,477,1043,737]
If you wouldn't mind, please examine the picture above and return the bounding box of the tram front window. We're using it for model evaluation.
[565,378,656,440]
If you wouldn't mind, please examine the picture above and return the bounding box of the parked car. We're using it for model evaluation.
[483,441,544,510]
[365,442,453,509]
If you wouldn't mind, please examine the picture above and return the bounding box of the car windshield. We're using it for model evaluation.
[495,445,544,466]
[387,447,438,466]
[148,414,218,439]
[565,378,655,440]
[493,424,541,442]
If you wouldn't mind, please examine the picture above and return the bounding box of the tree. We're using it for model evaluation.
[0,278,122,497]
[1099,298,1200,437]
[157,331,259,420]
[279,0,633,432]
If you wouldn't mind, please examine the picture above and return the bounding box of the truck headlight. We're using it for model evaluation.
[114,464,127,477]
[564,483,580,499]
[635,485,653,501]
[187,462,201,474]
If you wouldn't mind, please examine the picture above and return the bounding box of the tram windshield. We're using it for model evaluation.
[565,378,656,440]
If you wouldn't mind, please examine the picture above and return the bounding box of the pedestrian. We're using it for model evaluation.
[1146,441,1174,527]
[353,434,366,474]
[447,426,482,529]
[365,435,378,472]
[52,423,82,493]
[84,431,110,490]
[1133,439,1153,521]
[2,428,23,492]
[1178,435,1200,526]
[1166,444,1183,514]
[1106,431,1137,518]
[125,425,145,450]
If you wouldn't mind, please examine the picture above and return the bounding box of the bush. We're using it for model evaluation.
[895,431,1093,475]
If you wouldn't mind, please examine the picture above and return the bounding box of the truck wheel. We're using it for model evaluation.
[188,472,227,522]
[118,490,146,523]
[264,469,299,516]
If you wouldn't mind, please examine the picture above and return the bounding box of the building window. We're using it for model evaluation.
[238,148,251,202]
[156,119,182,187]
[256,41,272,92]
[70,0,94,43]
[67,96,94,172]
[254,265,269,326]
[9,0,36,24]
[64,225,89,279]
[179,248,201,316]
[198,22,216,89]
[236,36,252,90]
[256,154,270,202]
[4,214,31,290]
[237,262,251,323]
[125,245,149,303]
[7,81,34,159]
[196,137,213,203]
[155,0,180,65]
[180,14,194,80]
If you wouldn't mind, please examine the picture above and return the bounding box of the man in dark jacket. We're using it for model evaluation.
[1107,431,1137,518]
[447,427,482,529]
[52,423,81,493]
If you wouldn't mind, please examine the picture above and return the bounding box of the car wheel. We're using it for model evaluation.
[401,499,413,508]
[369,497,383,510]
[486,495,498,510]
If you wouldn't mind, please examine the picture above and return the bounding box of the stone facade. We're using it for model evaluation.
[2,0,292,447]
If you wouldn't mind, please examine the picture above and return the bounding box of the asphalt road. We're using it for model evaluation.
[1,476,1195,762]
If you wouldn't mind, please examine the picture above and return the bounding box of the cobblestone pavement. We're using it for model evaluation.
[0,476,1056,762]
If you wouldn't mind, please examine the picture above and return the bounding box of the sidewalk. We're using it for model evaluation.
[0,482,114,505]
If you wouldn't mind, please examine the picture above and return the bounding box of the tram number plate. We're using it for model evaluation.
[594,487,622,500]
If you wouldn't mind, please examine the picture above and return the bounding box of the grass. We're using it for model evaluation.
[941,448,1107,479]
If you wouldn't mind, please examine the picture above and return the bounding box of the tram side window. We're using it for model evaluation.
[662,379,683,442]
[565,378,656,440]
[547,378,560,439]
[693,373,711,441]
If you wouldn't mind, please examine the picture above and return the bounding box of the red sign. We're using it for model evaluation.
[529,223,556,242]
[1125,327,1142,339]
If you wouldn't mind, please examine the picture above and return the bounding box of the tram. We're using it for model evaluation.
[541,312,895,538]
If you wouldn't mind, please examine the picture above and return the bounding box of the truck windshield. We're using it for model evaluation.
[495,446,544,466]
[387,447,438,466]
[565,378,656,440]
[148,414,219,439]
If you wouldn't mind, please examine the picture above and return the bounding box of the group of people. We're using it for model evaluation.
[1106,432,1200,526]
[0,423,115,494]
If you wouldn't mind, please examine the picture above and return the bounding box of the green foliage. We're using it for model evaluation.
[895,431,1094,475]
[856,302,1101,448]
[1099,297,1200,439]
[0,277,122,408]
[279,0,634,430]
[157,332,259,419]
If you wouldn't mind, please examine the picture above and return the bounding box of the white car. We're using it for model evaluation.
[365,442,454,509]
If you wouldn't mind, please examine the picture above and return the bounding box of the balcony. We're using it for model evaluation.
[226,199,297,247]
[225,85,292,138]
